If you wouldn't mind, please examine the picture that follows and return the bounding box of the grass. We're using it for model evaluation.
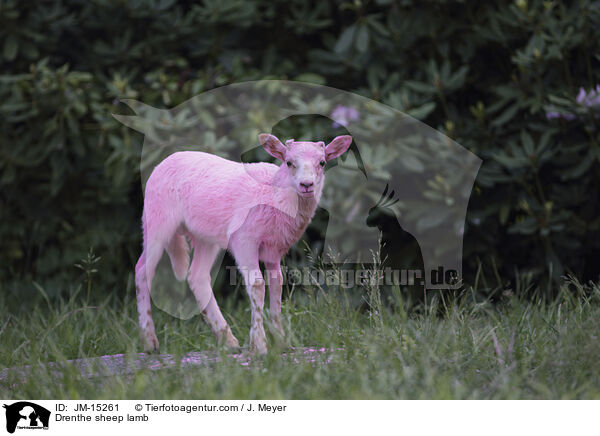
[1,274,600,399]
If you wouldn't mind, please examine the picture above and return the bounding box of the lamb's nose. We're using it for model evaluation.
[300,181,314,189]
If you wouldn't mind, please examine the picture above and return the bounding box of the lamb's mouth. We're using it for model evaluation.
[299,190,314,197]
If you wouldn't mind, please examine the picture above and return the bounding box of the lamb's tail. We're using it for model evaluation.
[166,233,190,281]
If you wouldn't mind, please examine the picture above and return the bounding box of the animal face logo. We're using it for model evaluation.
[114,80,481,319]
[3,402,50,433]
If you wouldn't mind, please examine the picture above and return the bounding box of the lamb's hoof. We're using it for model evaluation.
[269,325,286,346]
[226,336,240,349]
[222,336,242,353]
[142,332,160,353]
[249,324,268,355]
[217,327,240,350]
[250,344,268,355]
[250,337,268,355]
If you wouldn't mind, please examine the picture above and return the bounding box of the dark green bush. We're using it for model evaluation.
[1,0,599,298]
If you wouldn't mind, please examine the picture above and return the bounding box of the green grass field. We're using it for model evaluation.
[2,276,600,399]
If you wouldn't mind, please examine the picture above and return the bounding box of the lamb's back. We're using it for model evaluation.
[150,152,280,244]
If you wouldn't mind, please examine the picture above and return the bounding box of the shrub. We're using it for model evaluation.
[1,0,599,298]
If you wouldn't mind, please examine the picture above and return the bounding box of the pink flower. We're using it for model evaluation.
[546,111,576,121]
[576,85,600,107]
[546,85,600,121]
[331,105,360,128]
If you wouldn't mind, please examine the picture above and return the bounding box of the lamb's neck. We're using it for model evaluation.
[298,194,319,216]
[270,165,290,188]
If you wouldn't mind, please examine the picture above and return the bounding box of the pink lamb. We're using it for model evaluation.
[135,133,353,354]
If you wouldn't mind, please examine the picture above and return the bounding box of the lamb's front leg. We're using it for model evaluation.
[246,269,268,354]
[265,261,284,338]
[232,242,268,355]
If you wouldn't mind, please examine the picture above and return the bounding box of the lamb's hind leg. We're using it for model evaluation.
[136,207,180,352]
[188,238,239,349]
[135,243,164,352]
[166,232,190,281]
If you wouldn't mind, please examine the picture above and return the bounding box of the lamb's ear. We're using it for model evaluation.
[325,135,353,161]
[259,133,286,161]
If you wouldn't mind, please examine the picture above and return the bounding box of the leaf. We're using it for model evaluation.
[366,16,390,36]
[416,207,452,232]
[521,130,534,155]
[157,0,176,10]
[335,25,356,54]
[548,95,572,106]
[405,80,437,95]
[492,153,528,170]
[0,73,32,83]
[560,152,594,180]
[294,73,326,85]
[445,65,469,90]
[490,103,519,127]
[508,217,538,235]
[355,25,370,53]
[407,102,436,120]
[401,154,425,172]
[3,34,18,61]
[499,204,510,225]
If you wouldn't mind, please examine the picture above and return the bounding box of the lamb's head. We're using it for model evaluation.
[259,133,352,198]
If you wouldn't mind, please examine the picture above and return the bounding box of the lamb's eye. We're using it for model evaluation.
[286,161,293,167]
[319,160,326,167]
